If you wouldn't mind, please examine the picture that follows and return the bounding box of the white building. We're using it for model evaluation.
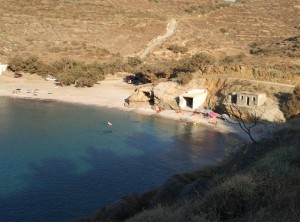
[236,92,267,107]
[0,64,8,75]
[232,92,267,107]
[179,89,208,110]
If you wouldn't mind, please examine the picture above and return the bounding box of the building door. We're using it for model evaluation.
[247,97,250,106]
[186,97,193,109]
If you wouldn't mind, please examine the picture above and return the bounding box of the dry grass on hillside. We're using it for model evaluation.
[149,0,300,63]
[0,0,299,68]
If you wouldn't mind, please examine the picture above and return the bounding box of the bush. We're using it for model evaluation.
[177,72,192,85]
[56,71,78,85]
[8,56,25,72]
[282,85,300,119]
[8,55,45,74]
[75,76,97,87]
[102,59,128,75]
[8,55,126,87]
[220,53,245,64]
[254,145,300,180]
[128,56,142,68]
[201,174,257,220]
[167,44,188,54]
[219,27,227,33]
[185,5,207,15]
[179,53,215,72]
[134,61,175,83]
[252,67,284,80]
[126,205,176,222]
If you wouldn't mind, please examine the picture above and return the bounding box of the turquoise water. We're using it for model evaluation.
[0,97,240,221]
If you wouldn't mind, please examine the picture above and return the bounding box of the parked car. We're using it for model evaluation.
[124,75,139,84]
[45,75,57,81]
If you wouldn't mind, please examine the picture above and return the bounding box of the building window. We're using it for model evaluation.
[241,95,244,100]
[253,97,256,102]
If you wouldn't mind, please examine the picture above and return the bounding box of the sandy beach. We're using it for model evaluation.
[0,71,266,143]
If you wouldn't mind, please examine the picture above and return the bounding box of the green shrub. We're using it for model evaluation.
[190,215,207,222]
[128,56,142,68]
[219,27,227,33]
[75,76,97,87]
[134,61,175,83]
[24,55,45,74]
[220,53,245,64]
[215,3,230,9]
[252,67,284,80]
[8,56,26,72]
[179,53,215,72]
[102,59,128,75]
[254,146,300,180]
[282,85,300,119]
[202,174,257,220]
[177,72,192,85]
[185,5,208,15]
[8,55,45,74]
[126,205,176,222]
[56,71,78,85]
[167,44,188,54]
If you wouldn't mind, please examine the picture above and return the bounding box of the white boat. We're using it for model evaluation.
[107,122,112,126]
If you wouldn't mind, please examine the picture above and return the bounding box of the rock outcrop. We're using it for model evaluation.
[126,84,154,107]
[126,77,291,122]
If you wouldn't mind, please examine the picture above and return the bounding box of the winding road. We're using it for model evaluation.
[138,18,177,59]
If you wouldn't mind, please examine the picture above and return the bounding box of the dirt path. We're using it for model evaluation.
[138,18,177,59]
[228,78,295,88]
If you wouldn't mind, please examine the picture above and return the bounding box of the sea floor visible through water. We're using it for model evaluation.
[0,97,242,222]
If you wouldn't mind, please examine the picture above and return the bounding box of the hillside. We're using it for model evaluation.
[1,0,299,65]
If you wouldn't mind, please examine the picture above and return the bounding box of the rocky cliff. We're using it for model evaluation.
[127,73,294,122]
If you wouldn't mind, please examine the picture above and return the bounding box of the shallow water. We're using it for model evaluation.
[0,97,240,221]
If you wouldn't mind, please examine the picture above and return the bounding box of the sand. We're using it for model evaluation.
[0,71,267,143]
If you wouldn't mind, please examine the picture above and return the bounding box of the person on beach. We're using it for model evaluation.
[209,121,218,126]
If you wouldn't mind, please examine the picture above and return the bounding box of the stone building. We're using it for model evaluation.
[232,92,267,107]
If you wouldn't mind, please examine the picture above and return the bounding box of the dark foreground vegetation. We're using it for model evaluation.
[77,126,300,222]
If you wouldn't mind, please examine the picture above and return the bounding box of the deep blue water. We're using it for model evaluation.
[0,97,240,222]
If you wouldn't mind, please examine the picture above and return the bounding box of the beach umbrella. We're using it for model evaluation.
[209,111,218,117]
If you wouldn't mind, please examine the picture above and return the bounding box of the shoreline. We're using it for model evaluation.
[0,72,265,143]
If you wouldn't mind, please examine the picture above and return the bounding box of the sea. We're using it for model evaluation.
[0,97,241,222]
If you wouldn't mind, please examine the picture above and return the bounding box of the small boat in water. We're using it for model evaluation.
[107,122,112,126]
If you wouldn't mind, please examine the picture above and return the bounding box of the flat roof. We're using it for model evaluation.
[181,91,207,98]
[237,92,266,96]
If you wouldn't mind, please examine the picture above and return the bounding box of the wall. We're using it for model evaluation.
[236,93,266,107]
[0,64,8,75]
